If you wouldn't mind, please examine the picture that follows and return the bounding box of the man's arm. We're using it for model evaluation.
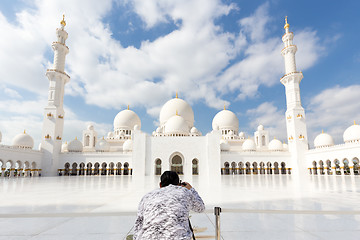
[133,197,145,239]
[182,182,205,213]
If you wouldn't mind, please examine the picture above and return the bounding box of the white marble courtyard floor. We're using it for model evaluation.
[1,174,360,239]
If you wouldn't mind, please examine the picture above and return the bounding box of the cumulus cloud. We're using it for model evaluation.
[306,85,360,144]
[0,0,327,141]
[246,102,287,141]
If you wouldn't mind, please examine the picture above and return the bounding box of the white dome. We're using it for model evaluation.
[114,109,141,131]
[61,142,68,152]
[68,138,83,152]
[107,132,114,138]
[95,138,110,152]
[314,132,334,148]
[160,98,194,128]
[257,125,264,131]
[134,124,140,131]
[343,124,360,143]
[87,124,94,130]
[12,131,34,149]
[242,138,256,151]
[190,127,198,134]
[123,139,133,152]
[239,132,245,138]
[164,115,189,134]
[283,143,288,149]
[268,138,283,151]
[156,127,161,133]
[220,139,230,151]
[212,109,239,131]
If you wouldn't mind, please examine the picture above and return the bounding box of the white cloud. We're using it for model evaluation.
[246,102,287,141]
[306,85,360,144]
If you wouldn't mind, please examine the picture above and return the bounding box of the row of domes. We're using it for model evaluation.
[62,138,133,152]
[220,138,287,151]
[314,123,360,148]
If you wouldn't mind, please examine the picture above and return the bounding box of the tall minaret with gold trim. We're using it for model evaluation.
[41,15,70,176]
[280,17,308,175]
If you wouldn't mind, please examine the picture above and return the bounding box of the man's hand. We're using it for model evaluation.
[181,182,192,190]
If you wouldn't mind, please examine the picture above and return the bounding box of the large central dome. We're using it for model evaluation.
[114,109,141,130]
[159,98,194,128]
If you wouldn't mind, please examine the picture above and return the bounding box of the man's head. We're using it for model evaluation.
[160,171,180,187]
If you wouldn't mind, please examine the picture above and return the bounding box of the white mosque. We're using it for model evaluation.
[1,16,360,179]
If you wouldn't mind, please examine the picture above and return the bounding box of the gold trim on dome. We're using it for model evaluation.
[284,16,289,29]
[60,14,66,27]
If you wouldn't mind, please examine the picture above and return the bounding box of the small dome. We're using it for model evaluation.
[268,138,283,151]
[87,124,94,130]
[107,132,114,138]
[68,138,83,152]
[123,139,133,152]
[190,127,198,134]
[164,115,189,134]
[114,109,141,131]
[61,142,68,152]
[239,132,245,138]
[283,143,288,149]
[343,123,360,143]
[12,131,34,149]
[220,139,230,151]
[95,138,110,152]
[314,132,334,148]
[160,98,194,128]
[242,138,256,151]
[257,125,264,131]
[134,124,140,131]
[212,109,239,132]
[156,127,161,133]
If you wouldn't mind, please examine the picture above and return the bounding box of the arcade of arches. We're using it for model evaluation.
[310,157,360,175]
[222,161,291,175]
[0,159,40,177]
[59,161,132,176]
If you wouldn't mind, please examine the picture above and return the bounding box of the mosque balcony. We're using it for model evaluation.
[46,69,70,80]
[52,41,69,50]
[280,71,303,83]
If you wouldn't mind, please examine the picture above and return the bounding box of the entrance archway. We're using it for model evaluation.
[171,155,183,175]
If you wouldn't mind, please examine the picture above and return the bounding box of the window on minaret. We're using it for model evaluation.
[262,136,265,146]
[85,135,90,146]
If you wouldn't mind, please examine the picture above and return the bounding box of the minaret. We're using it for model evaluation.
[41,15,70,176]
[280,17,308,176]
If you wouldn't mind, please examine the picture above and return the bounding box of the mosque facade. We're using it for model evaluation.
[1,17,360,178]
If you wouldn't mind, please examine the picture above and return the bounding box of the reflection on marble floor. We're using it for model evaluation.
[1,175,360,239]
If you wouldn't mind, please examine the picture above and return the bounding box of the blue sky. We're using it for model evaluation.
[0,0,359,148]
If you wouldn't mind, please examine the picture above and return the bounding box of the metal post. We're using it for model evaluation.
[214,207,221,240]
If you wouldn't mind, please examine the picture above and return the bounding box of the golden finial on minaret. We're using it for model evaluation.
[60,14,66,27]
[176,110,179,116]
[127,105,129,110]
[322,129,324,133]
[24,129,26,134]
[75,136,77,140]
[224,104,226,110]
[354,120,357,125]
[176,91,178,99]
[284,16,289,29]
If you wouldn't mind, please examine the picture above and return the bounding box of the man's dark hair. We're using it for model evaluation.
[160,171,180,187]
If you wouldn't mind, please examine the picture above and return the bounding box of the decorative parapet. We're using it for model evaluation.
[46,68,70,79]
